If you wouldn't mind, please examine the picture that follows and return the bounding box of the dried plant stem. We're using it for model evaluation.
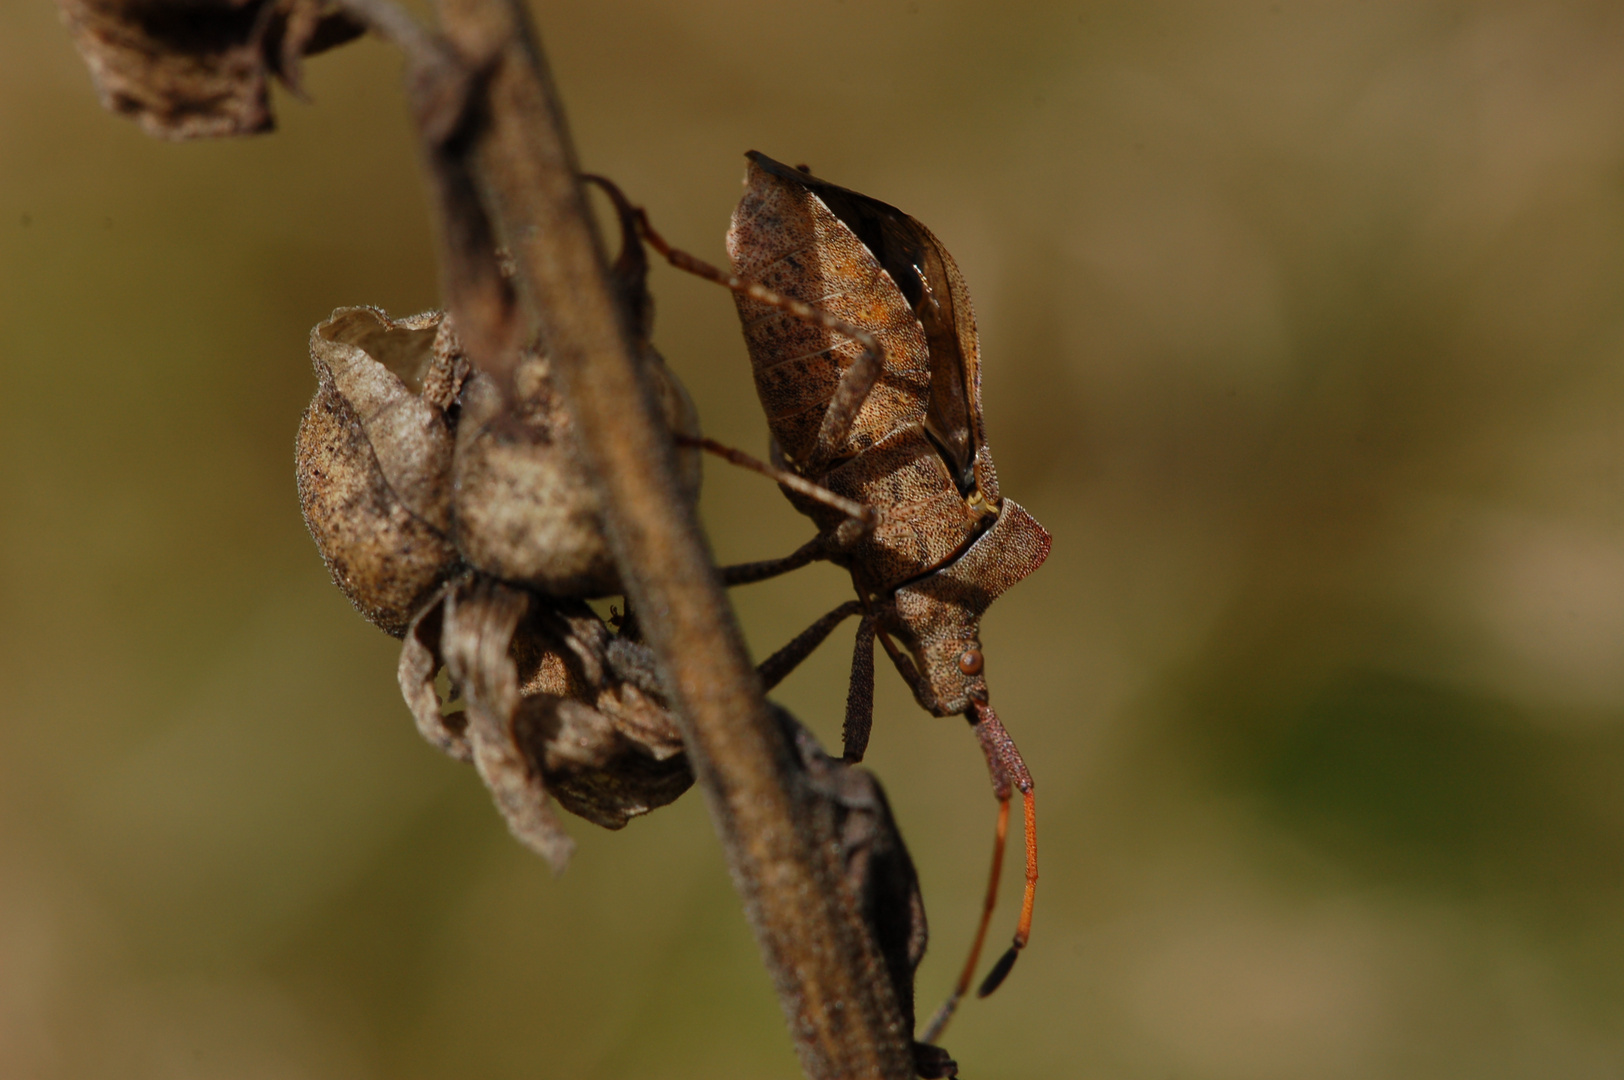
[344,0,916,1074]
[328,0,437,55]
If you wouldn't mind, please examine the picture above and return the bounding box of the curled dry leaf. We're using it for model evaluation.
[55,0,365,140]
[296,306,468,637]
[400,574,692,872]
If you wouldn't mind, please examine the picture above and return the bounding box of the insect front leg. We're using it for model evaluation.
[842,613,878,763]
[755,599,863,690]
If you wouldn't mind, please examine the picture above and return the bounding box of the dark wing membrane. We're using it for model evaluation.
[746,152,979,493]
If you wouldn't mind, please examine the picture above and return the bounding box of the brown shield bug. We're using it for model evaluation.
[635,152,1052,1034]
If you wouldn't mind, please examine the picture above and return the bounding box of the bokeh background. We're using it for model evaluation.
[4,0,1623,1076]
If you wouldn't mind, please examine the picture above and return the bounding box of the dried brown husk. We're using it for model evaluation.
[54,0,364,140]
[399,574,692,871]
[773,710,955,1079]
[296,306,467,637]
[452,341,701,596]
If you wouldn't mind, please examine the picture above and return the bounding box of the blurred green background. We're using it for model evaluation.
[4,1,1623,1076]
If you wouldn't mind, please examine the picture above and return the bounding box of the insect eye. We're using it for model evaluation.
[957,648,984,676]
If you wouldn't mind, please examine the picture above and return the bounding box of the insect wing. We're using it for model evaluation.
[729,160,933,464]
[745,152,988,498]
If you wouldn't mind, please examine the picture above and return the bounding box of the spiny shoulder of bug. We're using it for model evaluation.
[868,488,1054,720]
[867,489,1055,720]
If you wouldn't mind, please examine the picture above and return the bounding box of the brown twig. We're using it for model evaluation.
[335,0,917,1074]
[328,0,437,54]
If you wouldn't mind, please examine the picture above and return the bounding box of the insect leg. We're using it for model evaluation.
[678,434,873,525]
[811,331,881,469]
[755,599,863,691]
[719,534,828,587]
[579,173,654,335]
[842,614,877,763]
[872,618,929,704]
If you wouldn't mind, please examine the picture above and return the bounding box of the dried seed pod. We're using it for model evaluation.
[451,342,700,596]
[296,306,468,637]
[451,177,702,596]
[399,574,692,871]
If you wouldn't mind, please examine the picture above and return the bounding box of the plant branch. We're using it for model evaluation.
[339,0,917,1074]
[328,0,437,55]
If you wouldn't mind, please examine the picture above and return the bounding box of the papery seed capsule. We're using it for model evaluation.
[296,306,465,637]
[451,340,700,596]
[448,171,703,596]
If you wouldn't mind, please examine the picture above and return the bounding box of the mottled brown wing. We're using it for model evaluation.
[728,159,932,465]
[743,152,991,500]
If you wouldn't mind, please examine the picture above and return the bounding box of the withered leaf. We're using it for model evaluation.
[55,0,364,140]
[400,574,693,872]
